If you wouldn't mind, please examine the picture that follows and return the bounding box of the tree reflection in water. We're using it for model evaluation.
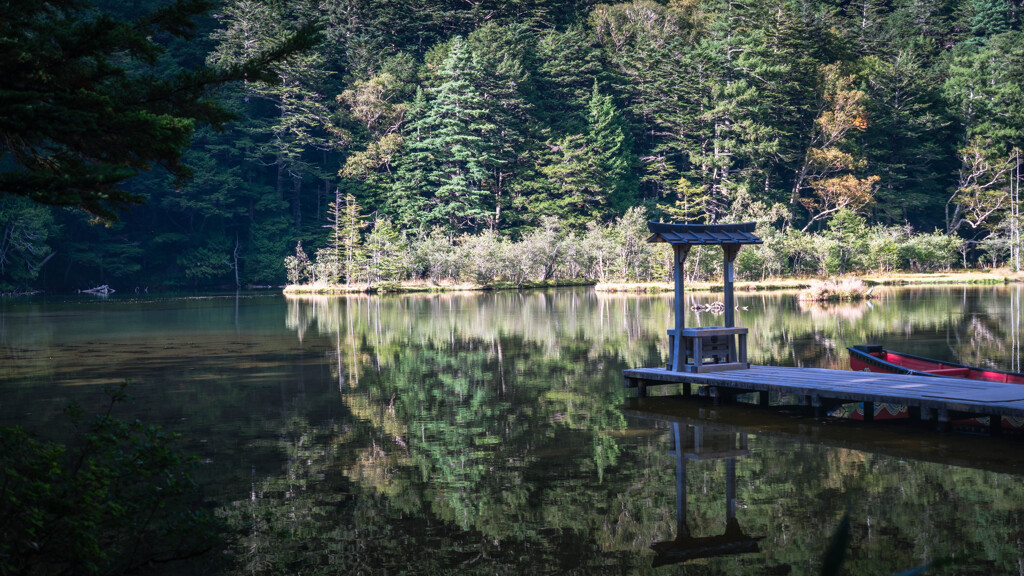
[9,288,1024,572]
[215,289,1024,575]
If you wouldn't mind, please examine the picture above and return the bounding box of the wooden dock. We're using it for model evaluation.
[624,365,1024,433]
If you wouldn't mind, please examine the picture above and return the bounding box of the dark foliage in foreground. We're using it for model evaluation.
[0,383,222,576]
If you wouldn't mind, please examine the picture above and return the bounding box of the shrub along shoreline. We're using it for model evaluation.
[283,278,594,294]
[284,207,1024,296]
[595,270,1024,293]
[283,271,1023,296]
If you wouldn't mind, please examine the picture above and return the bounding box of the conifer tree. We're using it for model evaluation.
[592,1,698,203]
[340,193,367,285]
[967,0,1011,40]
[586,81,637,212]
[534,134,606,229]
[466,24,539,230]
[535,25,605,131]
[209,0,347,234]
[861,51,950,223]
[392,38,497,235]
[0,0,317,220]
[364,216,406,283]
[388,88,431,231]
[284,241,312,284]
[660,178,711,223]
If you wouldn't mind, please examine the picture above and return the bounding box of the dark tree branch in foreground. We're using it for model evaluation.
[0,0,320,220]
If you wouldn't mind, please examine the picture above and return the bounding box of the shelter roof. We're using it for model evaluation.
[647,222,762,246]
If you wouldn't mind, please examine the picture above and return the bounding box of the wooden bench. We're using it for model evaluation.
[668,326,749,373]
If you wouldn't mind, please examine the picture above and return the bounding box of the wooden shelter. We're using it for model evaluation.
[647,222,762,373]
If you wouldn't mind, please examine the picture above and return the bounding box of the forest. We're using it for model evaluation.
[2,0,1023,291]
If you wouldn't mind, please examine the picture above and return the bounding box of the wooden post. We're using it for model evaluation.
[989,415,1002,437]
[672,245,691,371]
[726,458,737,521]
[908,405,921,421]
[723,245,741,328]
[673,423,689,538]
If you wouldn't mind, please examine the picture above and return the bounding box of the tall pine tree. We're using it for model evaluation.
[392,38,497,235]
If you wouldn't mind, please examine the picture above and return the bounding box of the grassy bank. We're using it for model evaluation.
[596,270,1024,293]
[283,278,595,295]
[283,270,1024,295]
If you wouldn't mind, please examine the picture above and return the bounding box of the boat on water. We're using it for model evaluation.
[842,345,1024,429]
[847,344,1024,384]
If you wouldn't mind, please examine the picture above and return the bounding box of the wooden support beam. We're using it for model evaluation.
[921,406,933,422]
[908,405,921,421]
[722,245,741,328]
[989,415,1003,437]
[671,245,691,372]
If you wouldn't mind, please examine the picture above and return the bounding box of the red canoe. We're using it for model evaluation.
[848,344,1024,384]
[844,345,1024,429]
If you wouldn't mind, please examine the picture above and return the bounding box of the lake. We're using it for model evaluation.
[2,286,1024,574]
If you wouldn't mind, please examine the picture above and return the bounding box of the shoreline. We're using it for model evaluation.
[282,278,595,295]
[595,270,1024,293]
[281,270,1024,295]
[5,271,1021,298]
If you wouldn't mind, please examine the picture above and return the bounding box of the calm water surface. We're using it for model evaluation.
[3,286,1024,574]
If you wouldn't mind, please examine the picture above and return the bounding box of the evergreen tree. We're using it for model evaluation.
[592,0,700,203]
[861,51,952,224]
[0,0,317,220]
[0,196,55,290]
[388,89,432,231]
[893,0,959,48]
[209,0,348,234]
[659,178,711,223]
[534,134,606,229]
[586,81,637,212]
[392,38,497,235]
[942,30,1024,239]
[682,0,788,219]
[466,24,539,230]
[967,0,1011,40]
[284,241,311,284]
[843,0,892,56]
[534,25,605,131]
[340,193,367,285]
[364,216,406,283]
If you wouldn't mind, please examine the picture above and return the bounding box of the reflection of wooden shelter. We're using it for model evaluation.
[647,222,762,373]
[650,422,761,567]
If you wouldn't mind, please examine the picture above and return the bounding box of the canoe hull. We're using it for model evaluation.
[848,344,1024,384]
[846,345,1024,429]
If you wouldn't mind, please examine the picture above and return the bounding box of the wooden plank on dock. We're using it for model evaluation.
[623,365,1024,421]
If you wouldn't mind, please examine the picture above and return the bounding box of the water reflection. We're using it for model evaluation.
[280,285,1024,377]
[626,396,1024,573]
[6,287,1024,574]
[645,416,761,567]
